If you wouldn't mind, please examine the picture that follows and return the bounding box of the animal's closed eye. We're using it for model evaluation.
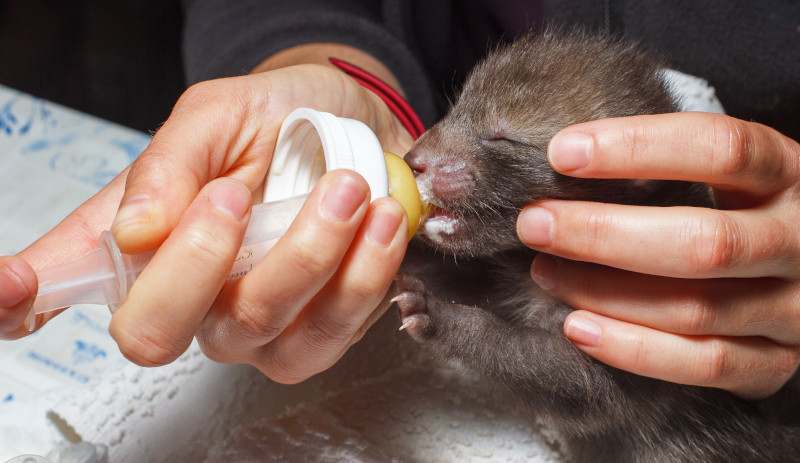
[481,120,527,147]
[480,136,523,147]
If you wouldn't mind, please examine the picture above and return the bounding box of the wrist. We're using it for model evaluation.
[251,42,406,97]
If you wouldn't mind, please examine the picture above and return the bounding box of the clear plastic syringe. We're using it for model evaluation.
[32,194,307,314]
[30,107,392,320]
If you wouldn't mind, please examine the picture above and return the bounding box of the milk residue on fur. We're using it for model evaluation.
[423,216,457,237]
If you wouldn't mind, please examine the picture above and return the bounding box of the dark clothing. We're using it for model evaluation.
[182,0,800,139]
[549,1,800,141]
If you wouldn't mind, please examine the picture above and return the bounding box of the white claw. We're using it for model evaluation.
[391,294,407,304]
[399,319,414,331]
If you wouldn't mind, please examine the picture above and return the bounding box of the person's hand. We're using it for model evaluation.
[516,112,800,400]
[0,256,39,339]
[5,62,413,384]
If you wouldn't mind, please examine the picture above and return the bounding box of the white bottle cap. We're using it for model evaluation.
[264,107,389,202]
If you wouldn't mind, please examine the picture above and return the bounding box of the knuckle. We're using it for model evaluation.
[178,80,222,110]
[173,79,253,130]
[204,77,256,108]
[111,322,186,367]
[301,312,358,354]
[128,144,203,196]
[287,241,337,281]
[688,213,741,275]
[194,319,237,364]
[628,336,650,372]
[260,348,312,385]
[678,295,718,334]
[125,146,171,187]
[181,226,233,268]
[775,346,800,380]
[619,123,643,164]
[698,339,731,386]
[348,278,385,307]
[784,138,800,186]
[195,337,225,363]
[780,220,800,260]
[580,208,613,257]
[711,116,754,178]
[229,298,286,342]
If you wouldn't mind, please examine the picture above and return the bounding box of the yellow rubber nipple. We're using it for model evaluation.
[384,152,430,240]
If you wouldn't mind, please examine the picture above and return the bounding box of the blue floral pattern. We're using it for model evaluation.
[0,84,150,189]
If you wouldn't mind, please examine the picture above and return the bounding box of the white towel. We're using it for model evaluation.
[48,306,567,462]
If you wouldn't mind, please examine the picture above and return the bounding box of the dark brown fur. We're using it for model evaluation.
[396,29,800,462]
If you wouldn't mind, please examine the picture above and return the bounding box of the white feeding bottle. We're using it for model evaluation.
[31,108,393,319]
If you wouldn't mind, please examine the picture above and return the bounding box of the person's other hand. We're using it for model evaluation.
[516,112,800,399]
[0,256,38,339]
[7,62,413,384]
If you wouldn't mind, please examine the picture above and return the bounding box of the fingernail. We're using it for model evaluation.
[517,207,553,246]
[111,194,153,231]
[530,254,557,291]
[366,205,403,246]
[322,176,367,221]
[0,267,30,308]
[549,132,592,172]
[565,314,601,347]
[209,180,251,221]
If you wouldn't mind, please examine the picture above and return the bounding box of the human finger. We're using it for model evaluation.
[110,77,275,254]
[258,197,407,383]
[517,201,798,279]
[531,254,800,344]
[0,256,39,338]
[547,112,800,197]
[196,169,371,363]
[563,310,800,399]
[108,178,252,366]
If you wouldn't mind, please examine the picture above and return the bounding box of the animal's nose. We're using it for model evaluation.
[403,148,427,175]
[405,147,476,202]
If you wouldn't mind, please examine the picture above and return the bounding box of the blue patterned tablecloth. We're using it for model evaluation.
[0,84,150,254]
[0,84,150,455]
[0,88,148,187]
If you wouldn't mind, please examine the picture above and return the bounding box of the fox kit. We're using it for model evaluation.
[395,29,799,462]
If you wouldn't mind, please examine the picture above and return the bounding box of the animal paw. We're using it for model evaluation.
[392,273,437,342]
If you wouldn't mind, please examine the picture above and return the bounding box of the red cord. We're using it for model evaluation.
[347,73,419,140]
[329,57,425,140]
